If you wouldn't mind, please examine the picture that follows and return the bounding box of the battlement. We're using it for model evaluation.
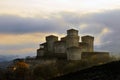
[82,35,94,41]
[46,35,58,42]
[36,29,109,61]
[67,29,78,36]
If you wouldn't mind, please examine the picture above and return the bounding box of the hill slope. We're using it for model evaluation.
[50,61,120,80]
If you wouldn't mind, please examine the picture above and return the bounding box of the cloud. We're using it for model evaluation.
[0,32,65,56]
[0,9,120,56]
[0,15,67,34]
[59,9,120,52]
[0,48,35,54]
[0,33,47,45]
[0,0,120,17]
[88,10,120,52]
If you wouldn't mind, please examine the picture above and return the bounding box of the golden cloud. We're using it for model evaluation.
[95,27,112,46]
[0,48,35,54]
[0,32,65,45]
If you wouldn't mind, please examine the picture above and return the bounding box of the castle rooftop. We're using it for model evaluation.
[67,29,78,31]
[82,35,94,38]
[46,35,58,38]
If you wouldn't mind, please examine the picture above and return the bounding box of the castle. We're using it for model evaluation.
[36,29,109,61]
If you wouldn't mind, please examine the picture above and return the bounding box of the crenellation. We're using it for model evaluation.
[36,29,109,61]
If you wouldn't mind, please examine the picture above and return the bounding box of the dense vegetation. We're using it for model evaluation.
[0,56,117,80]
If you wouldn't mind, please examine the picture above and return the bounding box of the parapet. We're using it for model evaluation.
[67,29,78,36]
[82,35,94,41]
[67,46,82,60]
[46,35,58,42]
[81,52,109,60]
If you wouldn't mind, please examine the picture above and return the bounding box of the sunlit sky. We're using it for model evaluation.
[0,0,120,57]
[0,0,120,17]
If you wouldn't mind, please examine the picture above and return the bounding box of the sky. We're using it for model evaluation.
[0,0,120,57]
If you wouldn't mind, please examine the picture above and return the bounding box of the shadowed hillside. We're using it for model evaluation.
[50,61,120,80]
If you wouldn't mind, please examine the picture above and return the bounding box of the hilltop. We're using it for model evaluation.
[50,60,120,80]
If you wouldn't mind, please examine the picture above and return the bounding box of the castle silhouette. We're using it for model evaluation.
[36,29,109,61]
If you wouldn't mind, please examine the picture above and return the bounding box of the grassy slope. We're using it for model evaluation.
[50,61,120,80]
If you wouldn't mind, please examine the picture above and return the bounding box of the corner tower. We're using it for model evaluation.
[66,29,79,48]
[81,35,94,52]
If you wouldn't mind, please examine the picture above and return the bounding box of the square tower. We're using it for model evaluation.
[66,29,80,48]
[81,35,94,52]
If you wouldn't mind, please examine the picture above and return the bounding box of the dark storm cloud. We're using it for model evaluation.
[57,12,107,36]
[0,15,67,34]
[0,9,120,53]
[89,10,120,52]
[59,9,120,52]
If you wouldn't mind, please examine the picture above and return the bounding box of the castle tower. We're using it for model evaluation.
[46,35,58,53]
[81,35,94,52]
[66,29,79,48]
[67,46,81,60]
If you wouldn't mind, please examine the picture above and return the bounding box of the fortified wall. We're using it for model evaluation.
[36,29,109,61]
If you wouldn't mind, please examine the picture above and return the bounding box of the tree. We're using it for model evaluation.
[13,61,31,80]
[33,64,58,80]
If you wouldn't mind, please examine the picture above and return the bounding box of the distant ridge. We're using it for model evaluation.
[0,55,18,62]
[50,61,120,80]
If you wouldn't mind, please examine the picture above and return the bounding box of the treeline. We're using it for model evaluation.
[0,56,117,80]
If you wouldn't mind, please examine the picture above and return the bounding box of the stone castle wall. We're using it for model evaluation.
[54,41,66,53]
[36,29,109,61]
[67,47,81,60]
[81,52,110,62]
